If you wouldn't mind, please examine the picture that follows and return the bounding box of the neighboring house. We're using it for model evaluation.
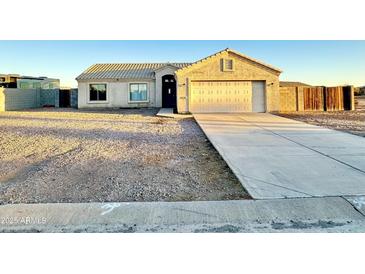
[76,48,282,113]
[17,76,60,90]
[0,74,60,89]
[0,74,20,88]
[0,74,62,111]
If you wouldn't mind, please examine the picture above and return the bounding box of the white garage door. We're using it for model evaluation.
[190,81,265,113]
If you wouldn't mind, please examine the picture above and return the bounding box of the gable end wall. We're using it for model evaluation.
[175,51,280,113]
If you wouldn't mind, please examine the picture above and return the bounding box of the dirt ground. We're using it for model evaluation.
[0,108,249,204]
[276,110,365,137]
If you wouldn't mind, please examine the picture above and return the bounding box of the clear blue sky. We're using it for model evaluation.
[1,41,364,88]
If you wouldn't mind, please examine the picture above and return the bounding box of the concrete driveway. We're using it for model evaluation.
[194,113,365,199]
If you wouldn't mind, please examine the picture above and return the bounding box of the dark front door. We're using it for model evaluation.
[162,75,177,109]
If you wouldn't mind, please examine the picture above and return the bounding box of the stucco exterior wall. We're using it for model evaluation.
[175,51,281,113]
[77,79,156,109]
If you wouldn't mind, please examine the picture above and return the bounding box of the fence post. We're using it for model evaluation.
[0,88,5,111]
[351,86,355,110]
[323,86,327,111]
[297,86,304,111]
[295,87,299,111]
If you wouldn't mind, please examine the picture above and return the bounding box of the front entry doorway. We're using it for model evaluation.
[162,75,177,110]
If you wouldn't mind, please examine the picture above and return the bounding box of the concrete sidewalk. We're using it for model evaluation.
[156,108,193,119]
[0,197,364,232]
[156,108,174,117]
[194,113,365,199]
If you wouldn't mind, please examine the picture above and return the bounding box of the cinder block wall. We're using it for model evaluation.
[0,88,60,111]
[70,88,78,108]
[279,87,297,111]
[2,88,40,110]
[40,89,59,107]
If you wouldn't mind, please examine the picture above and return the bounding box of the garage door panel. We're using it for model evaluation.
[190,81,253,113]
[252,81,266,112]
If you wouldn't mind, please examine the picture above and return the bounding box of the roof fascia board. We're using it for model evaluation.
[175,48,282,75]
[77,77,155,82]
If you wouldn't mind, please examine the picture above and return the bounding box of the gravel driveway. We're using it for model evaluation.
[0,108,249,204]
[276,110,365,137]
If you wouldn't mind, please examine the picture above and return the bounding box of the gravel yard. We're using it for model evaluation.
[276,110,365,137]
[0,108,249,204]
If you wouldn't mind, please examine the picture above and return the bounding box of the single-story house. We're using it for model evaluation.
[76,48,282,113]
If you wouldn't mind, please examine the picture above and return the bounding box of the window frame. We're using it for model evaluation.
[128,82,149,103]
[88,83,108,104]
[33,82,41,89]
[19,81,30,89]
[222,58,235,72]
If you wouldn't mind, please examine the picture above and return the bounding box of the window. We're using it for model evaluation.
[33,82,41,89]
[225,59,233,70]
[89,84,107,101]
[129,83,148,102]
[222,58,234,71]
[19,82,30,89]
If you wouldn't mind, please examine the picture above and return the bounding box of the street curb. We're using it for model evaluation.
[1,197,364,232]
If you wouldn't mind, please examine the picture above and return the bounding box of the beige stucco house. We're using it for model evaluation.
[76,48,282,113]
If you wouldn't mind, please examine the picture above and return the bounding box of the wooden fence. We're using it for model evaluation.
[325,86,347,111]
[303,87,324,111]
[279,85,354,112]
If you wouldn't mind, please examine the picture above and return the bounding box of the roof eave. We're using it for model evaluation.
[76,77,155,81]
[175,48,282,74]
[227,49,282,73]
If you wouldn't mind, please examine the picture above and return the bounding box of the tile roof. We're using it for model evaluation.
[76,63,191,80]
[76,48,282,81]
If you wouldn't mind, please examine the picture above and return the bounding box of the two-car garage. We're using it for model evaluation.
[175,49,282,114]
[189,80,266,113]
